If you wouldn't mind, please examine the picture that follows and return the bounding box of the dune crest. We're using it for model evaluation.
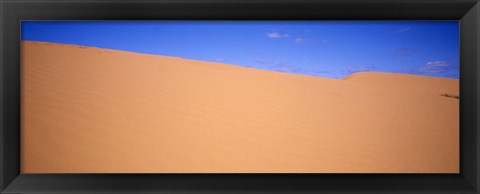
[21,41,459,173]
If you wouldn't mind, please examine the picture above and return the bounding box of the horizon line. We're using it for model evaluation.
[21,40,460,80]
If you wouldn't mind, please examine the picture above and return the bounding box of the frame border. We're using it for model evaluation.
[1,0,479,193]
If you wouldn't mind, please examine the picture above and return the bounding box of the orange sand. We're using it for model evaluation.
[21,41,459,173]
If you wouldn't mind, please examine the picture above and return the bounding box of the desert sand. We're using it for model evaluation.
[21,41,459,173]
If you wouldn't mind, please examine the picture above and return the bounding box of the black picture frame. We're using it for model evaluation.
[1,0,479,193]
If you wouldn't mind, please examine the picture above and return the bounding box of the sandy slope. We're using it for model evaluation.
[21,41,459,173]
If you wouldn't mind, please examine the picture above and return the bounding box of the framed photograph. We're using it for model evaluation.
[1,0,479,193]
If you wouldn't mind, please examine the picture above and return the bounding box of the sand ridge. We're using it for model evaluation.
[21,41,459,173]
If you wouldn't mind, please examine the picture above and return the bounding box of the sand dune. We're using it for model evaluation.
[21,41,459,173]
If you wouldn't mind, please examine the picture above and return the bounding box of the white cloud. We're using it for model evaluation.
[426,61,449,67]
[347,65,376,73]
[266,32,289,39]
[395,27,411,33]
[419,61,452,73]
[296,38,328,44]
[295,38,305,44]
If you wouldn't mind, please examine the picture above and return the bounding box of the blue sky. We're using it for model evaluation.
[22,21,459,79]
